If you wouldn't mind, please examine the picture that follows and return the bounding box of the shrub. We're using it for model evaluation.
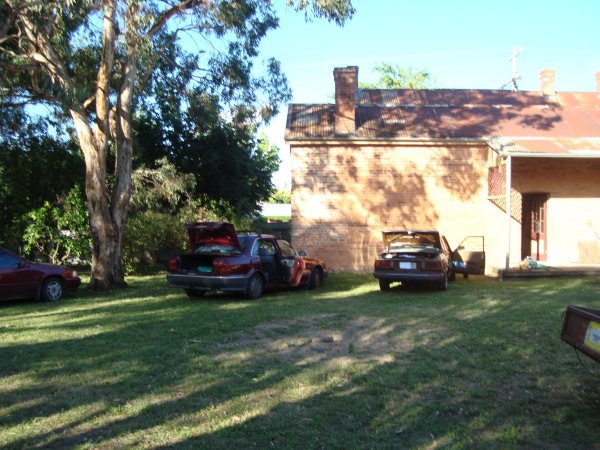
[22,186,91,264]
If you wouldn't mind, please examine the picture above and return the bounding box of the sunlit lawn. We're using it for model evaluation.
[1,273,599,449]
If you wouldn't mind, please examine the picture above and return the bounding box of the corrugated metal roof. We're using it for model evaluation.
[285,89,600,156]
[505,138,600,156]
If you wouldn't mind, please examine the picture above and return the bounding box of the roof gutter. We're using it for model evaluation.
[285,137,489,147]
[486,138,600,158]
[286,136,600,158]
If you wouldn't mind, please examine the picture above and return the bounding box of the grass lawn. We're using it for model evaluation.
[1,273,600,449]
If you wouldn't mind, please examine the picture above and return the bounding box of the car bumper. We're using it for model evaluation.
[64,277,82,293]
[373,270,445,283]
[166,272,251,293]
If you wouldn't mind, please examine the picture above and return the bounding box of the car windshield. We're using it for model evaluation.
[387,233,440,251]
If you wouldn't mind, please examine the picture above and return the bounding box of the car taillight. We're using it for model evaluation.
[375,260,393,269]
[167,258,179,272]
[423,260,442,270]
[63,269,77,278]
[212,261,231,275]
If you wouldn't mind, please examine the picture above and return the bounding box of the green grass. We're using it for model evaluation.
[1,273,600,449]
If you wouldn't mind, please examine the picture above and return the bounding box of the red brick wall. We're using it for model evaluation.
[291,143,600,272]
[291,143,514,273]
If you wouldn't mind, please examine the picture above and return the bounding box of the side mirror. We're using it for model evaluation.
[298,250,307,257]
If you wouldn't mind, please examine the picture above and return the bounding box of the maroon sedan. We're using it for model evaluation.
[0,247,81,302]
[166,222,327,299]
[373,230,486,291]
[373,230,453,291]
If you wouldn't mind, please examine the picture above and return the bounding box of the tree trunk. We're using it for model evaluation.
[71,109,127,290]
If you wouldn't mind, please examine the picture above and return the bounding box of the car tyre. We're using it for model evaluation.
[379,279,391,291]
[308,268,323,290]
[41,277,63,302]
[437,274,449,291]
[246,273,264,300]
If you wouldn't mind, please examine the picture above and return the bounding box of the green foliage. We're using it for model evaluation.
[287,0,356,26]
[130,157,196,213]
[135,113,280,219]
[122,159,232,272]
[269,189,291,204]
[22,186,91,264]
[121,211,187,273]
[0,128,84,246]
[360,63,434,89]
[1,0,354,283]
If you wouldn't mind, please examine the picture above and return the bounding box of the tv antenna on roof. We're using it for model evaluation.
[500,46,524,91]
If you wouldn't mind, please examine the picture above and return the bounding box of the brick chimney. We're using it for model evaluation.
[540,69,556,96]
[596,71,600,94]
[334,66,358,135]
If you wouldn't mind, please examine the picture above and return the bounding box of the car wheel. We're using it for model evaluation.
[379,279,391,291]
[41,278,63,302]
[185,289,205,298]
[246,274,264,300]
[437,274,449,291]
[308,268,323,290]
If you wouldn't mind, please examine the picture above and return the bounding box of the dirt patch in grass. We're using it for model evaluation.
[211,314,444,368]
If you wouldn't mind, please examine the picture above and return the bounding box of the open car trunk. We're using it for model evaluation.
[177,254,221,273]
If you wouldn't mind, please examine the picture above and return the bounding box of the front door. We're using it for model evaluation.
[522,194,548,261]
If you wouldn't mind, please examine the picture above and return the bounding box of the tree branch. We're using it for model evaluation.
[146,0,211,39]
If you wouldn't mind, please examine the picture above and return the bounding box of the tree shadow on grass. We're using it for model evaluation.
[1,276,600,449]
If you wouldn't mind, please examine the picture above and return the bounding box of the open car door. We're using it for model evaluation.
[452,236,485,276]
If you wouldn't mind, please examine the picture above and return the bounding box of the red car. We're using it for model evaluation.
[0,247,81,302]
[373,230,485,291]
[166,222,328,299]
[373,230,453,291]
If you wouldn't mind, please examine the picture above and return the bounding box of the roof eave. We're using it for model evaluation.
[486,138,600,158]
[284,136,489,146]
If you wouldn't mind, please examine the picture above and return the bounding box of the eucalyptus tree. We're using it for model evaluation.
[0,0,354,290]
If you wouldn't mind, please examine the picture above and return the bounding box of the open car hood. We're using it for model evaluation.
[186,222,242,252]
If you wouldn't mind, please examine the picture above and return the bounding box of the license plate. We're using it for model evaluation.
[398,262,416,270]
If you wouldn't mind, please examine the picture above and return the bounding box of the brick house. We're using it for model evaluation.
[285,66,600,274]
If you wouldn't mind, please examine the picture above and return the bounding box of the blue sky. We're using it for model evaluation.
[259,0,600,188]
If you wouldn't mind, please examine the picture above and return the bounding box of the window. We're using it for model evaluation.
[277,240,298,258]
[259,240,277,256]
[0,251,20,269]
[250,239,259,256]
